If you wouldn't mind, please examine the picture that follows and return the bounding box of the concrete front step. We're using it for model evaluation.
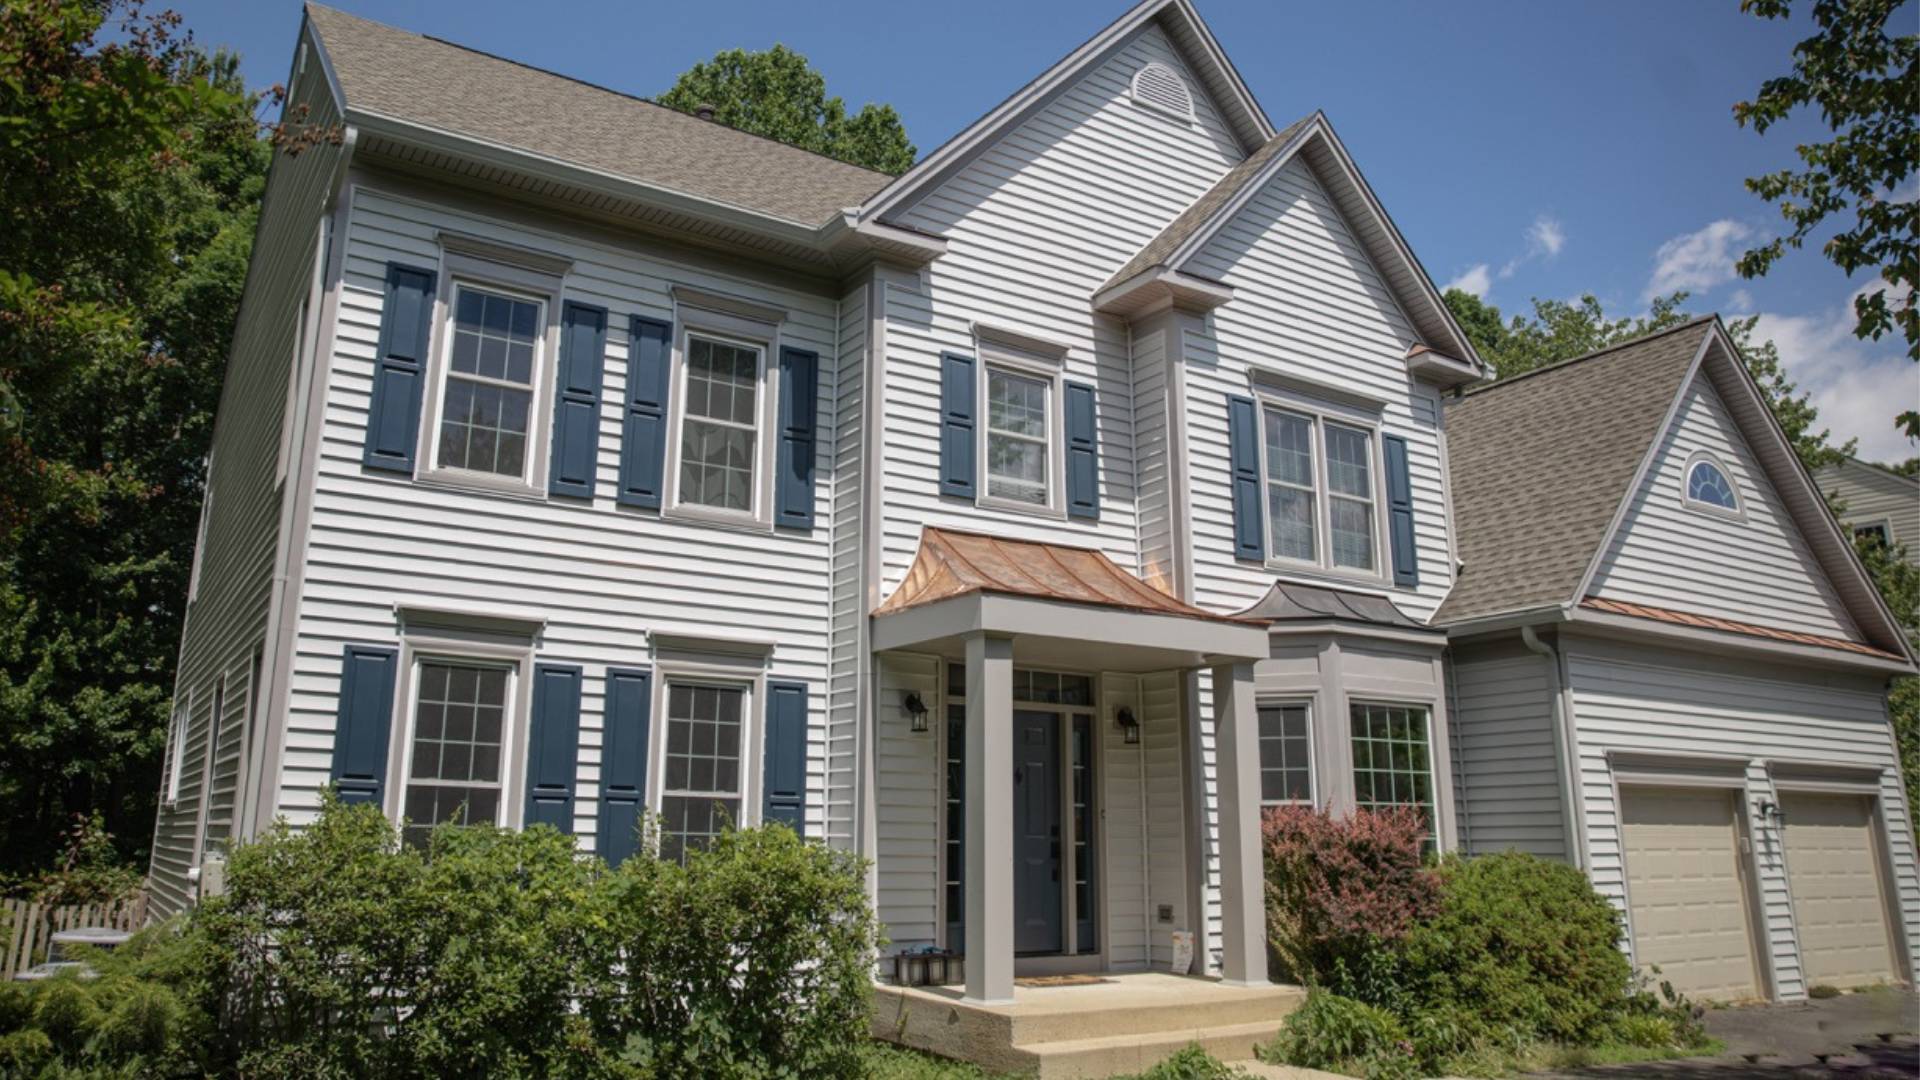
[1012,1019,1287,1078]
[1002,983,1304,1045]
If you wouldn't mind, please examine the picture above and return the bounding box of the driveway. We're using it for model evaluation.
[1536,990,1917,1079]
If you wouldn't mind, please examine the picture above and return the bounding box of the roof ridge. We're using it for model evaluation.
[309,3,892,182]
[1459,314,1717,398]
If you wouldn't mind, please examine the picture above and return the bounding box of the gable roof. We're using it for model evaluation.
[1096,112,1483,370]
[854,0,1274,226]
[303,4,889,229]
[1434,318,1717,627]
[1437,316,1912,664]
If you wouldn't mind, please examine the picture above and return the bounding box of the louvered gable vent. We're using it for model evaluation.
[1131,62,1193,120]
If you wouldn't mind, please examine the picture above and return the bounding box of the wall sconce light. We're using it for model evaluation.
[1115,706,1140,745]
[903,691,930,733]
[1758,799,1786,824]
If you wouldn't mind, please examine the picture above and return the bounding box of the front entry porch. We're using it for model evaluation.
[872,972,1307,1077]
[868,529,1274,1006]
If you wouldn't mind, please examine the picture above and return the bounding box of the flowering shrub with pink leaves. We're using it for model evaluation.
[1260,804,1438,987]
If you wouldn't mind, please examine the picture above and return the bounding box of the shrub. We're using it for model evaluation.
[1400,851,1636,1048]
[1128,1043,1245,1079]
[1263,990,1407,1071]
[589,821,878,1079]
[1260,805,1437,988]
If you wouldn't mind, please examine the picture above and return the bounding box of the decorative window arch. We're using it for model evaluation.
[1130,62,1194,121]
[1681,451,1742,517]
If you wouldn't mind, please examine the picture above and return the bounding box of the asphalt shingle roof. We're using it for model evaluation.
[1432,318,1715,627]
[305,4,891,228]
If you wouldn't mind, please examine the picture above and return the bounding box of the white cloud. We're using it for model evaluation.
[1727,288,1754,312]
[1527,215,1566,258]
[1751,287,1919,462]
[1443,263,1492,298]
[1646,219,1753,301]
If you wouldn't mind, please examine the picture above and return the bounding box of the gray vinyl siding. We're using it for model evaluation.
[875,652,940,951]
[1131,325,1176,594]
[149,41,346,917]
[1183,155,1455,622]
[1447,641,1567,860]
[1138,670,1187,969]
[824,278,869,852]
[1565,636,1919,1001]
[1818,459,1920,562]
[876,25,1243,597]
[1590,373,1860,640]
[276,181,836,845]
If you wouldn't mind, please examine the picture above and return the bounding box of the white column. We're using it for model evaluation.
[964,633,1015,1003]
[1211,660,1267,986]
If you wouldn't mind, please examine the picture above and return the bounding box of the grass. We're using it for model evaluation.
[1426,1036,1726,1079]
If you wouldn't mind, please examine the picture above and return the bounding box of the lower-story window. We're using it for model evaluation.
[1349,702,1434,833]
[660,681,746,864]
[404,660,511,847]
[1258,703,1312,805]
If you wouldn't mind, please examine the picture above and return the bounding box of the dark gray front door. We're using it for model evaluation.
[1013,709,1062,955]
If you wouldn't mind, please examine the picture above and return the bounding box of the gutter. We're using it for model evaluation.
[1519,623,1588,870]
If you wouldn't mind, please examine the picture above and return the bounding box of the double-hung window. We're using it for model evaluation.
[401,660,512,847]
[676,335,762,514]
[437,286,543,480]
[985,366,1051,507]
[1260,404,1381,576]
[1258,703,1312,805]
[660,681,747,863]
[1349,702,1434,836]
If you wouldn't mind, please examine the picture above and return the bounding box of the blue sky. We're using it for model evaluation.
[172,0,1919,461]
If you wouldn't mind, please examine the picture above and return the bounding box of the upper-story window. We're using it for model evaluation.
[985,366,1051,506]
[677,334,763,513]
[1681,451,1741,517]
[438,285,544,479]
[1854,521,1891,547]
[1261,404,1380,575]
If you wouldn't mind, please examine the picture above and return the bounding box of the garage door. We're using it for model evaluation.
[1620,786,1761,1001]
[1781,792,1897,990]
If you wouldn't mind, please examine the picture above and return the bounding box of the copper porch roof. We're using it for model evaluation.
[1580,597,1906,662]
[875,528,1254,624]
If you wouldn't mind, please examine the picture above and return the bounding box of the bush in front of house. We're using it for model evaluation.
[1259,804,1438,992]
[0,924,206,1078]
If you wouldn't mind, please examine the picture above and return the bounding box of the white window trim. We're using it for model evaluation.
[1256,698,1316,808]
[1680,449,1745,521]
[1346,698,1438,816]
[163,695,190,808]
[1850,516,1893,546]
[647,657,767,842]
[186,448,214,605]
[662,304,781,530]
[383,633,537,832]
[1252,391,1391,585]
[976,350,1069,519]
[413,248,566,498]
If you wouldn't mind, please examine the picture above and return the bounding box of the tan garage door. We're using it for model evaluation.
[1781,792,1897,990]
[1620,786,1761,1001]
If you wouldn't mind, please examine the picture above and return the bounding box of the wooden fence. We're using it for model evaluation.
[1,892,148,979]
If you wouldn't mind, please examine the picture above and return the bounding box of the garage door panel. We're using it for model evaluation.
[1782,793,1896,990]
[1621,787,1761,1002]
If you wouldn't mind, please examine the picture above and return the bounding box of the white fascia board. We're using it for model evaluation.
[1161,115,1323,271]
[1436,604,1572,641]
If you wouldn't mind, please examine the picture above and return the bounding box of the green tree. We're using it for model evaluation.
[1853,533,1920,820]
[659,44,916,175]
[1734,0,1919,439]
[0,0,268,873]
[1724,314,1854,469]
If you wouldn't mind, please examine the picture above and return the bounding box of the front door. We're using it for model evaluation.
[1013,709,1062,955]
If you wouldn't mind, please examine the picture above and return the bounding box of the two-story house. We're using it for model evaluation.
[151,0,1916,1067]
[1818,457,1920,566]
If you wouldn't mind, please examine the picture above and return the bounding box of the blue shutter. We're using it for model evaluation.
[1226,395,1264,561]
[616,315,673,508]
[548,301,608,498]
[775,346,818,529]
[362,263,436,473]
[524,664,582,833]
[1065,381,1099,520]
[1383,434,1419,588]
[598,667,652,866]
[329,644,399,806]
[762,681,808,832]
[939,352,976,498]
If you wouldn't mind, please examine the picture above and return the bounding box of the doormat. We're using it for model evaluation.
[1013,974,1114,988]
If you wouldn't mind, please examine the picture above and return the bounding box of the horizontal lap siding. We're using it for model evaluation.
[875,654,940,951]
[1448,651,1566,859]
[1591,376,1859,640]
[1133,329,1175,594]
[1184,156,1452,621]
[1100,673,1150,970]
[1140,671,1187,969]
[879,26,1242,594]
[149,51,344,917]
[1567,638,1919,1001]
[284,186,836,848]
[1820,463,1920,554]
[825,280,868,852]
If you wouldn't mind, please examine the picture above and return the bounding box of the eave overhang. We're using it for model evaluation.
[1091,265,1235,318]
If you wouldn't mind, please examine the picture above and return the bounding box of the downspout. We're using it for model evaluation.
[1520,624,1584,869]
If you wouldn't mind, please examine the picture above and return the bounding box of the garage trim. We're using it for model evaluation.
[1608,751,1776,1002]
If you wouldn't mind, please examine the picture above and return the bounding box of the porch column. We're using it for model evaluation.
[1211,660,1267,986]
[964,632,1015,1003]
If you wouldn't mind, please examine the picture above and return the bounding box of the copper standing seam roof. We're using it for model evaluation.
[1580,597,1906,662]
[875,528,1258,625]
